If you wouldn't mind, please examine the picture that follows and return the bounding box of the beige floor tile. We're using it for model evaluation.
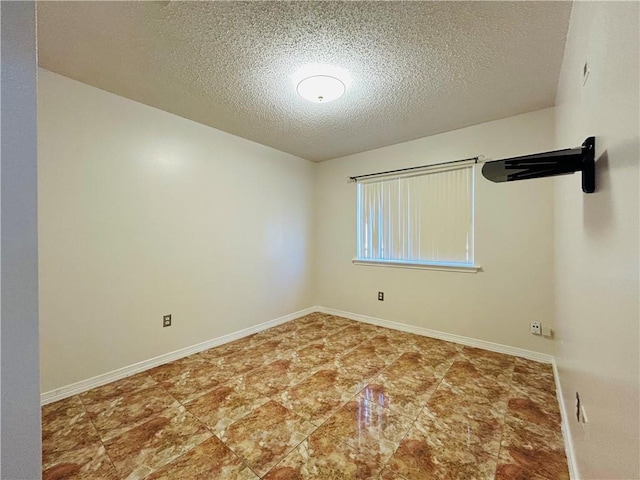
[290,322,340,344]
[380,352,454,385]
[441,360,513,401]
[206,353,263,379]
[386,419,499,480]
[322,324,377,354]
[379,466,410,479]
[42,394,85,420]
[156,361,229,403]
[79,372,157,406]
[358,373,439,419]
[500,417,566,458]
[42,396,102,456]
[406,336,461,358]
[418,403,505,458]
[145,436,259,480]
[251,320,299,341]
[496,434,569,480]
[324,315,357,329]
[504,396,562,433]
[147,356,212,383]
[103,405,212,479]
[263,430,384,479]
[513,357,554,377]
[211,334,267,358]
[460,364,514,387]
[432,380,509,419]
[255,337,300,361]
[338,343,398,372]
[242,358,312,396]
[314,398,415,462]
[185,378,271,433]
[83,384,181,441]
[292,341,340,369]
[218,400,316,477]
[42,441,119,480]
[276,368,359,424]
[357,334,406,358]
[460,346,515,372]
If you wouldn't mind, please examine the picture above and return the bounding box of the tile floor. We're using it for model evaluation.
[42,313,569,480]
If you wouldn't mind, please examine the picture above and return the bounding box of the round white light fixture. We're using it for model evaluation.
[297,75,346,103]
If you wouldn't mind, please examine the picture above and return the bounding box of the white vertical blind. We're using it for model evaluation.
[357,165,474,265]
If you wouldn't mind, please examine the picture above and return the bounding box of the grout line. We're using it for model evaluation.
[207,423,263,480]
[214,428,263,480]
[380,350,459,476]
[493,361,517,478]
[263,381,371,477]
[257,398,323,478]
[76,392,123,479]
[186,386,266,480]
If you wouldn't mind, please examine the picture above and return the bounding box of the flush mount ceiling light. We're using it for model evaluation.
[297,75,346,103]
[293,64,351,104]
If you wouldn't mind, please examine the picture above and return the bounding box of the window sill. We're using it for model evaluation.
[352,258,481,273]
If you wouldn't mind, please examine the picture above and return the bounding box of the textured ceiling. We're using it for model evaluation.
[37,1,572,162]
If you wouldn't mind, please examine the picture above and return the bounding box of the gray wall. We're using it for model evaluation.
[1,2,42,479]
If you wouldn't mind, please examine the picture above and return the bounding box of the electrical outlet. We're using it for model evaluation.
[163,314,172,327]
[378,291,384,301]
[530,321,541,335]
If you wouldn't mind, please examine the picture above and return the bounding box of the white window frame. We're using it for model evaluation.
[353,163,480,273]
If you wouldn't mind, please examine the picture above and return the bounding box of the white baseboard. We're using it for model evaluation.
[42,305,552,396]
[316,306,553,364]
[552,359,579,480]
[40,307,317,405]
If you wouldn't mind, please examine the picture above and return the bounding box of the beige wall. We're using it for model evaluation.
[315,108,557,354]
[1,2,42,477]
[38,70,316,392]
[554,2,639,478]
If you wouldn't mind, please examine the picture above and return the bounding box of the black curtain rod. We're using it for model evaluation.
[348,156,480,182]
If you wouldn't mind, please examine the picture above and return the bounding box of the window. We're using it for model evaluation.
[355,163,476,271]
